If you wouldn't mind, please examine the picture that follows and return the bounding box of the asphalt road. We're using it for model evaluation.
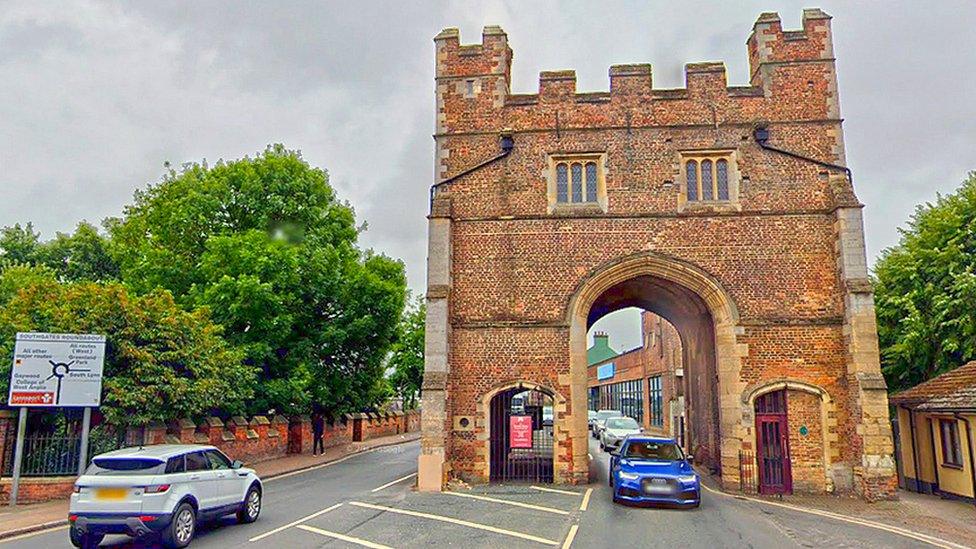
[1,436,946,548]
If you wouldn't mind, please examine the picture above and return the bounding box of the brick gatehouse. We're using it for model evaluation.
[418,9,897,501]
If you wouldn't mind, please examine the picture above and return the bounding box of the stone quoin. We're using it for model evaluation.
[418,9,897,501]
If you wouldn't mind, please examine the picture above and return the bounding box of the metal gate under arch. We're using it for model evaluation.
[489,387,554,483]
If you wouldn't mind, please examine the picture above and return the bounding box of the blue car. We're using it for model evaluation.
[609,435,700,507]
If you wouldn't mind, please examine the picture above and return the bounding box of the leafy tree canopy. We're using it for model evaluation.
[0,267,255,425]
[874,172,976,392]
[0,221,118,283]
[109,145,407,415]
[388,296,425,410]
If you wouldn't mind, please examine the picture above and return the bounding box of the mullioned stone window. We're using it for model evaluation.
[546,153,607,213]
[678,150,741,212]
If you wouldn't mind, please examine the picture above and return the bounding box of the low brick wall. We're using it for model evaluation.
[0,476,75,505]
[0,410,420,505]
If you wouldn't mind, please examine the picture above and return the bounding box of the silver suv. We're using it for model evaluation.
[69,444,262,548]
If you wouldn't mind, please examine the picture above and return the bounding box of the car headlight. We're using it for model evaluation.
[618,471,640,481]
[677,474,698,484]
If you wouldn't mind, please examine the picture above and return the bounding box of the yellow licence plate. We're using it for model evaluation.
[94,488,128,500]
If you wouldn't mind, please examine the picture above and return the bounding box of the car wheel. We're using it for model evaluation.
[69,528,104,549]
[162,502,196,548]
[237,485,262,524]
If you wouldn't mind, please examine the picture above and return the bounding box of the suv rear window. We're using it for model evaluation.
[88,458,164,475]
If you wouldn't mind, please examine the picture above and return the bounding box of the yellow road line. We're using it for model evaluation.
[296,524,393,549]
[371,472,418,493]
[444,491,570,515]
[349,501,559,546]
[248,502,342,542]
[530,485,580,496]
[561,524,580,549]
[578,488,593,511]
[700,484,967,549]
[0,525,69,544]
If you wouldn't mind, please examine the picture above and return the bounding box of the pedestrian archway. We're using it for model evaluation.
[487,384,556,483]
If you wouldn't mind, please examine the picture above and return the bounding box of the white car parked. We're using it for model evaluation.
[600,416,643,452]
[69,444,262,549]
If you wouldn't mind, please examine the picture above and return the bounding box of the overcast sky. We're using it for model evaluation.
[2,1,975,350]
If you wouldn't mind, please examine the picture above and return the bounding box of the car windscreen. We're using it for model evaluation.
[596,411,622,420]
[606,417,639,430]
[87,457,165,475]
[623,441,683,461]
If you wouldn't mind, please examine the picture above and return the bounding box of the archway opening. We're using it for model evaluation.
[489,386,555,483]
[582,274,721,471]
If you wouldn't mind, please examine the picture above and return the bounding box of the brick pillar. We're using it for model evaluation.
[835,204,897,500]
[419,192,453,491]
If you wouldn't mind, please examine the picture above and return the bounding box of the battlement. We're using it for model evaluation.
[434,9,836,117]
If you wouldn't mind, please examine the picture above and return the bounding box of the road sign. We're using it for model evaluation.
[8,332,106,407]
[510,415,533,449]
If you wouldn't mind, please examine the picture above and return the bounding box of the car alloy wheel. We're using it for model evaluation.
[175,506,195,544]
[247,489,261,519]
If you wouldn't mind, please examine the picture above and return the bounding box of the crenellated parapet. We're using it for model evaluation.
[434,10,840,140]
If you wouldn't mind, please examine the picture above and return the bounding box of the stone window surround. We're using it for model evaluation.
[677,149,742,213]
[546,152,608,214]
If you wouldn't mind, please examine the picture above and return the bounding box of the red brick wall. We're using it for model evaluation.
[0,477,75,505]
[787,390,826,492]
[434,11,861,490]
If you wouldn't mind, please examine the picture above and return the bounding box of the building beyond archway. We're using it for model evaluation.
[418,10,897,501]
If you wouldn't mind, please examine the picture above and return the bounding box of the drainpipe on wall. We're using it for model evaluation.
[906,406,921,493]
[953,414,976,506]
[753,125,853,182]
[928,417,941,493]
[429,131,514,212]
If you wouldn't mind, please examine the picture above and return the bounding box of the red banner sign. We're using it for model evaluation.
[10,391,55,405]
[510,415,533,449]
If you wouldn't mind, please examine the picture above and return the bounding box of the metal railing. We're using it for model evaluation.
[2,427,126,477]
[738,450,757,494]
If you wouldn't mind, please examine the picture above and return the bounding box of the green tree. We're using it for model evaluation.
[0,223,40,263]
[874,172,976,392]
[109,145,407,415]
[0,270,255,425]
[35,222,119,282]
[388,296,425,410]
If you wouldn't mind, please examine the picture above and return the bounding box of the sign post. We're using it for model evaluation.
[78,407,92,476]
[7,332,105,507]
[9,407,27,507]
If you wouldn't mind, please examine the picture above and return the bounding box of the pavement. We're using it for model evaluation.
[2,432,974,548]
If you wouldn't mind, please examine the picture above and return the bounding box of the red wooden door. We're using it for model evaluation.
[755,390,792,494]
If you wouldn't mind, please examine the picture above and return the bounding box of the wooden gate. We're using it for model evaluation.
[755,389,792,494]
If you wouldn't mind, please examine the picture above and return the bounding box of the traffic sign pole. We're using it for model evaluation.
[78,407,91,476]
[9,407,27,507]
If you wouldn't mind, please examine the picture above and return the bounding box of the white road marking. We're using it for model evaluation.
[296,524,393,549]
[561,524,579,549]
[578,488,593,511]
[700,484,968,549]
[444,491,569,515]
[248,502,343,542]
[0,525,69,544]
[530,485,580,496]
[371,472,418,493]
[349,501,559,545]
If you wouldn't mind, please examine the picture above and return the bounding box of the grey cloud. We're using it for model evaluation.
[2,1,975,348]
